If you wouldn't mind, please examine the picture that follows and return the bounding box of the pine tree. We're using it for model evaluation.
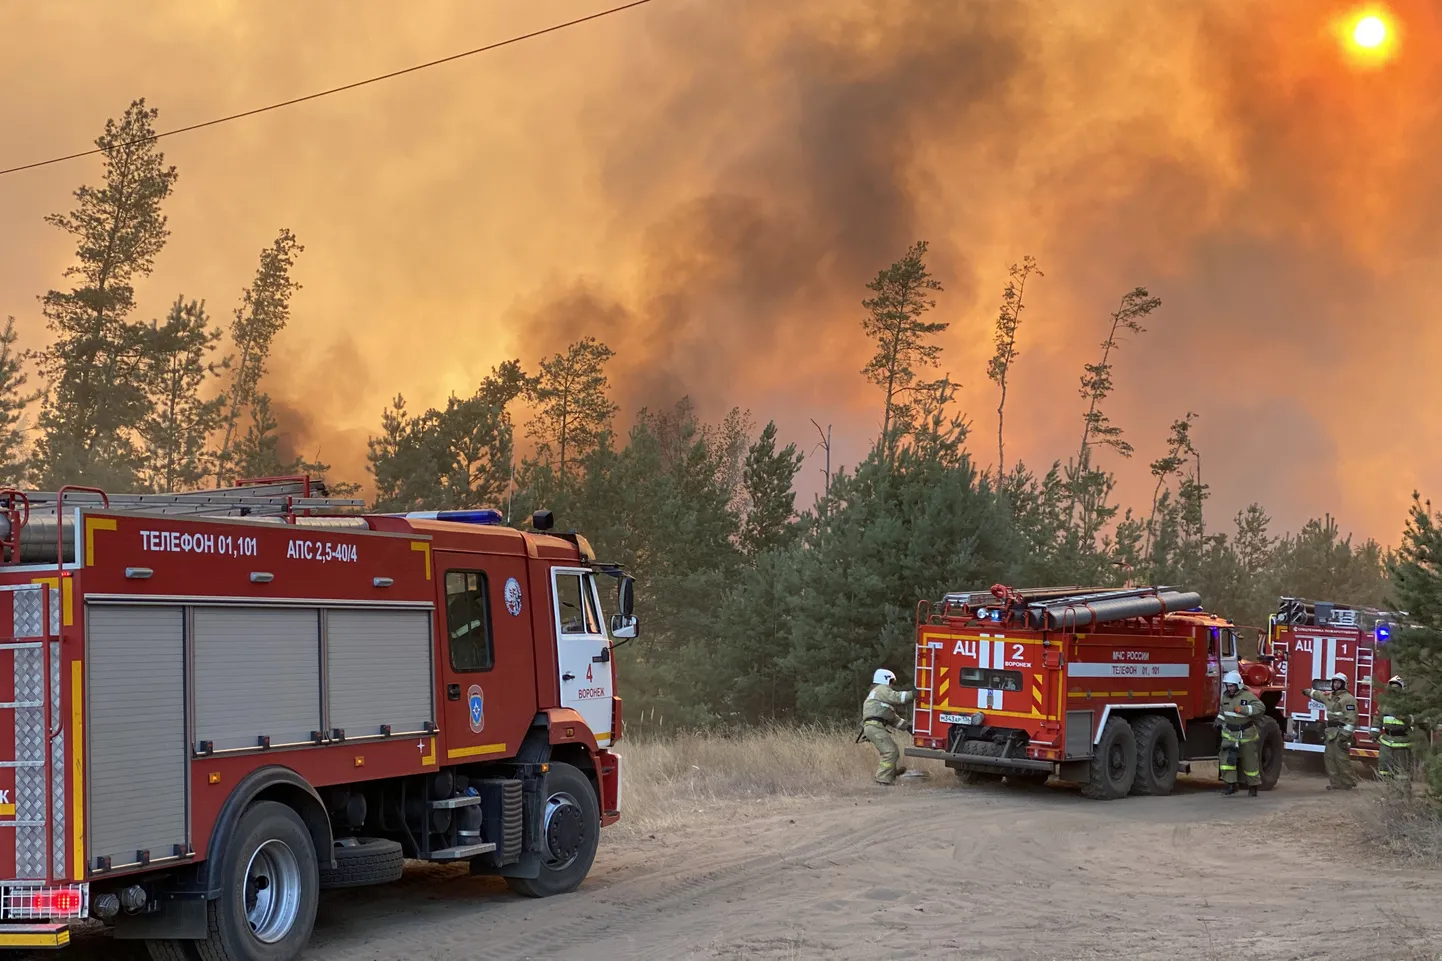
[860,241,947,461]
[987,256,1041,473]
[35,100,178,489]
[232,393,285,479]
[526,338,618,487]
[1066,286,1161,541]
[0,319,39,485]
[139,298,226,491]
[215,230,303,484]
[739,421,804,557]
[367,362,530,511]
[1143,413,1197,560]
[1385,494,1442,794]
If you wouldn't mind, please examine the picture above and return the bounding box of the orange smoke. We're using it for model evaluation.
[0,0,1439,542]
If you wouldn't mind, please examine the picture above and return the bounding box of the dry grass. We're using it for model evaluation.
[612,722,944,838]
[1357,788,1442,863]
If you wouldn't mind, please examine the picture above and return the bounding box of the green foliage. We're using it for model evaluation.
[139,298,227,492]
[367,361,529,512]
[1386,495,1442,793]
[739,421,804,557]
[860,241,948,460]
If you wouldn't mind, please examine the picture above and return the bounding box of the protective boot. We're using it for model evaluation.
[1247,785,1258,798]
[1220,783,1237,796]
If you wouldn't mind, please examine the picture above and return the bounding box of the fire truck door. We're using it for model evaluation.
[435,552,538,762]
[550,567,613,748]
[1220,629,1240,677]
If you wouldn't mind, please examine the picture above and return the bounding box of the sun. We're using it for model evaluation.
[1335,7,1400,67]
[1353,14,1388,48]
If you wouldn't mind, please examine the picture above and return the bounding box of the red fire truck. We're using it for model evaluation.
[1261,596,1397,762]
[0,478,633,960]
[905,585,1285,799]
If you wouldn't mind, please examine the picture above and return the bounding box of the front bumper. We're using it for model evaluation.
[0,922,70,949]
[905,746,1054,774]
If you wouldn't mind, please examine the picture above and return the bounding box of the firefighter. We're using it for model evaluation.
[1377,675,1415,789]
[1303,672,1360,790]
[1217,670,1265,796]
[862,669,914,786]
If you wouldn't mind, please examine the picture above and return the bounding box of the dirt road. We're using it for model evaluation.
[70,773,1442,961]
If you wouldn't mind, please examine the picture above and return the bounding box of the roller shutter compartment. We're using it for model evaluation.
[194,608,321,751]
[326,609,433,737]
[87,605,188,871]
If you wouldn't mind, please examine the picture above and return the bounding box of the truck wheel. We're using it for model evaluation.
[1082,717,1137,800]
[319,837,405,889]
[195,801,318,961]
[949,740,1005,784]
[1130,715,1179,796]
[506,763,600,899]
[1257,715,1284,790]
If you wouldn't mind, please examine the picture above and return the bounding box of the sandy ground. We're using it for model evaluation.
[64,770,1442,961]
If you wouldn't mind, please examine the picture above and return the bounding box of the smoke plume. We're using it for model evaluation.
[1,0,1438,540]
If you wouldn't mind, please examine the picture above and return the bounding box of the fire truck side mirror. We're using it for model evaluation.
[610,613,638,640]
[618,575,635,617]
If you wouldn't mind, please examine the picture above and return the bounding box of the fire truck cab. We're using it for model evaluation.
[0,479,632,960]
[1261,596,1398,762]
[906,585,1286,799]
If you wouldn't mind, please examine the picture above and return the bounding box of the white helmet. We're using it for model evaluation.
[1331,671,1348,683]
[1389,675,1404,689]
[873,668,896,685]
[1223,670,1243,688]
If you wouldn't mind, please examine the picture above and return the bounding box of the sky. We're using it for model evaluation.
[0,0,1438,544]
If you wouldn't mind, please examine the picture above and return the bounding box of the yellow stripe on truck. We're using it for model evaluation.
[73,660,85,880]
[0,928,70,947]
[446,743,508,760]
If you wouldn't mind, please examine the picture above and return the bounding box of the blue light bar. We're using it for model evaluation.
[1376,622,1391,644]
[403,509,503,525]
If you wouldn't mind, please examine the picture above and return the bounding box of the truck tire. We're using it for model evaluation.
[1130,715,1179,796]
[1257,715,1284,790]
[194,801,319,961]
[506,763,600,899]
[1082,717,1137,800]
[319,837,405,890]
[949,740,1006,784]
[146,940,197,961]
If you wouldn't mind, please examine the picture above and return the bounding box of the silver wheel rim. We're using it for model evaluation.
[542,791,585,871]
[244,839,302,943]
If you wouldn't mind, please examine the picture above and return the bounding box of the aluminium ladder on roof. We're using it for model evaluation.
[10,480,364,519]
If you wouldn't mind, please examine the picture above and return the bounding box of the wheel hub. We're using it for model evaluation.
[543,792,585,870]
[1108,743,1126,778]
[244,839,302,944]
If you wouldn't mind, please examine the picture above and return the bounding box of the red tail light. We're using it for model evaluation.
[2,884,89,919]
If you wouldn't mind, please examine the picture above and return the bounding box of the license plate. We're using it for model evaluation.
[939,713,973,725]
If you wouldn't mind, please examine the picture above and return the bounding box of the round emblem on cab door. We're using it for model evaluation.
[504,577,523,616]
[467,685,485,733]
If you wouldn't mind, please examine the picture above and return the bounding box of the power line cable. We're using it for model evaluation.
[0,0,658,178]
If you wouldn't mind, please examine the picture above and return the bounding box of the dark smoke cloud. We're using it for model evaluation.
[2,0,1439,541]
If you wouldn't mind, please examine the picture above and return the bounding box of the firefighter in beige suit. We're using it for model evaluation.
[862,669,914,785]
[1218,670,1265,797]
[1303,672,1360,790]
